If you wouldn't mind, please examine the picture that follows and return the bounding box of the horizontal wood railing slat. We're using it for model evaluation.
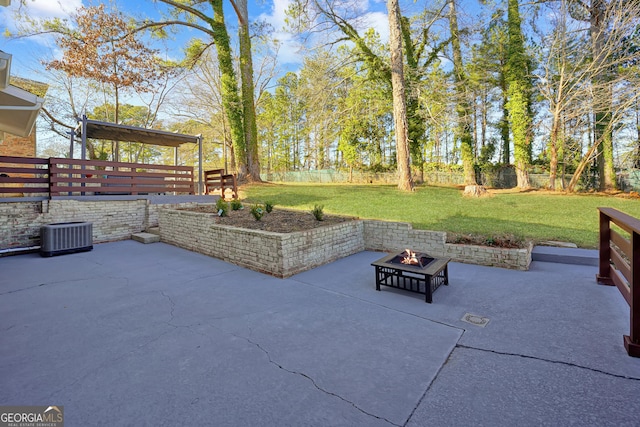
[612,268,631,305]
[611,248,631,284]
[611,229,631,255]
[0,155,49,164]
[0,177,49,183]
[0,167,49,175]
[0,187,50,193]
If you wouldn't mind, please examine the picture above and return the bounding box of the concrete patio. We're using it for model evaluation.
[1,240,639,426]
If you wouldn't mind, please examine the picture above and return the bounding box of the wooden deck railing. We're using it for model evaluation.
[0,156,195,197]
[597,207,640,357]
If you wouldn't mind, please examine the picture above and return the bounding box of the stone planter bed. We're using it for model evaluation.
[158,207,532,277]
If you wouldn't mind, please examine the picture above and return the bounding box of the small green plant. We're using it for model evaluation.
[230,199,243,210]
[250,204,264,221]
[264,201,275,213]
[215,198,229,217]
[311,204,324,221]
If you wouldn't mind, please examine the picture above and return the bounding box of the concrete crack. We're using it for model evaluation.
[0,276,118,295]
[456,344,640,381]
[159,290,176,324]
[232,331,401,427]
[402,340,459,427]
[157,291,207,331]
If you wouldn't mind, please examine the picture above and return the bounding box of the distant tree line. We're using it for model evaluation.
[11,0,640,192]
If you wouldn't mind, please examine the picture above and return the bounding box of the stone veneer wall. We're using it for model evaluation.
[0,200,203,250]
[159,209,365,278]
[159,209,531,276]
[2,201,532,272]
[363,220,532,270]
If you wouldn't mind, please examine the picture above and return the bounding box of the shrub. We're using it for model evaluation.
[264,201,275,213]
[250,204,264,221]
[215,198,229,217]
[230,199,243,210]
[311,204,324,221]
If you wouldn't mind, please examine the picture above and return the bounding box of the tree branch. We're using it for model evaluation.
[134,20,215,39]
[155,0,214,26]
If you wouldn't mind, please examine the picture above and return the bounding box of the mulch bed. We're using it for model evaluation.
[178,206,356,233]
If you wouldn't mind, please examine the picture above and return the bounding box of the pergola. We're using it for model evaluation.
[72,115,204,194]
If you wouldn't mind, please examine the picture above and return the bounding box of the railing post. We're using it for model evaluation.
[597,209,613,285]
[626,230,640,357]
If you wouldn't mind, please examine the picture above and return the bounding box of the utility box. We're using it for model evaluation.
[40,222,93,257]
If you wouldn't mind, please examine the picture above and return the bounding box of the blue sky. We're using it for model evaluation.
[0,0,492,84]
[0,0,393,82]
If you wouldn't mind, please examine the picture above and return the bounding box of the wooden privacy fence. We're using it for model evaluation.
[1,156,195,197]
[597,207,640,357]
[0,155,50,196]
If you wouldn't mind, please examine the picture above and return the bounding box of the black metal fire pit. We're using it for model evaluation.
[371,250,450,303]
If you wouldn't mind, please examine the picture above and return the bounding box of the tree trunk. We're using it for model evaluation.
[500,85,510,164]
[235,0,262,182]
[567,138,600,191]
[211,0,248,180]
[400,17,424,182]
[635,96,640,168]
[463,185,488,197]
[449,0,477,186]
[590,0,616,191]
[506,0,531,189]
[387,0,414,191]
[549,116,560,191]
[114,85,120,162]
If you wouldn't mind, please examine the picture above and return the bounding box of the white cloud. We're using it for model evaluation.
[0,0,83,80]
[0,0,83,52]
[359,11,389,44]
[259,0,304,66]
[23,0,83,19]
[258,0,389,66]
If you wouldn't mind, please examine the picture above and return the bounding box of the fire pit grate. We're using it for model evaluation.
[371,250,450,303]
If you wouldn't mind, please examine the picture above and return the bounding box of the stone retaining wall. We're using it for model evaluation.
[363,220,532,270]
[159,209,365,277]
[159,209,532,277]
[2,200,532,272]
[0,199,202,250]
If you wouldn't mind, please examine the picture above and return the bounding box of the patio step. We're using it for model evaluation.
[532,246,598,266]
[132,232,160,244]
[146,227,160,235]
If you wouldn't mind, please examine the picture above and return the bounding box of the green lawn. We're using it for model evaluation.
[241,183,640,248]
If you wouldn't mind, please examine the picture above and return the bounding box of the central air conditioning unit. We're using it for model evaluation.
[40,222,93,257]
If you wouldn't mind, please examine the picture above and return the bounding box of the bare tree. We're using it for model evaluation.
[538,0,640,191]
[13,3,179,161]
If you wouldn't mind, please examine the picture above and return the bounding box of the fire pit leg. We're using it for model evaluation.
[425,277,433,303]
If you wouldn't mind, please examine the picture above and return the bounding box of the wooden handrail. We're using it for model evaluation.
[597,207,640,357]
